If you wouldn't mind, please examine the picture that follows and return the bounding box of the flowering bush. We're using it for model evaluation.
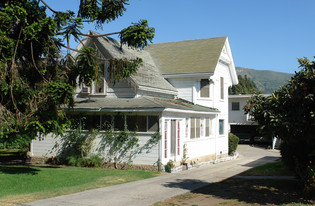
[165,159,175,172]
[305,161,315,196]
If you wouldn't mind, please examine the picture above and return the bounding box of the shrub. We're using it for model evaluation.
[61,154,103,167]
[228,133,239,155]
[305,161,315,197]
[85,155,103,167]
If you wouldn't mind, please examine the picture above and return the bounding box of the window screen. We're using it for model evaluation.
[206,118,210,137]
[148,116,159,132]
[190,118,195,139]
[127,116,146,132]
[114,115,125,131]
[196,118,200,138]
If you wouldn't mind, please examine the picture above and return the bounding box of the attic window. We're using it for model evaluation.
[94,77,105,94]
[200,79,210,98]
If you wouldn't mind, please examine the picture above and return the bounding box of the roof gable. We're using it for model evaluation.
[78,31,177,93]
[145,37,227,75]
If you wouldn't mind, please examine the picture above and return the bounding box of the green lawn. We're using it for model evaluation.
[239,160,295,176]
[0,165,159,205]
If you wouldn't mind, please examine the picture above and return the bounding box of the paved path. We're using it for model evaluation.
[22,145,280,206]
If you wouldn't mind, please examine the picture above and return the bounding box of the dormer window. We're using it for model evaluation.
[94,77,106,94]
[80,62,107,96]
[200,79,210,98]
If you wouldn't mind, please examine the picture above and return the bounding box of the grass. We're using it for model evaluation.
[154,160,314,206]
[0,165,159,205]
[239,160,295,176]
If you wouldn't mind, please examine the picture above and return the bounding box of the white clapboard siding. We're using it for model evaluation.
[167,78,194,102]
[31,132,159,165]
[31,134,60,157]
[183,138,216,159]
[106,79,136,98]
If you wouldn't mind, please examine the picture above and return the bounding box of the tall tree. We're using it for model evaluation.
[0,0,155,147]
[229,75,262,95]
[244,57,315,195]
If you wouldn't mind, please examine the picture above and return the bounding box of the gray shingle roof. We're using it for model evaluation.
[89,31,177,92]
[70,96,219,113]
[145,37,227,75]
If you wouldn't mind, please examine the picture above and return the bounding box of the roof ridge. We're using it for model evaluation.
[148,36,227,46]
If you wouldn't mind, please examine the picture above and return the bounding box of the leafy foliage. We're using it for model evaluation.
[229,75,262,95]
[244,57,315,194]
[120,19,155,49]
[98,125,139,169]
[107,57,143,85]
[0,0,155,146]
[54,126,99,166]
[228,133,239,155]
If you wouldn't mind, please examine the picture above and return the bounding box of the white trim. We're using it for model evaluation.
[163,108,220,115]
[229,94,271,99]
[71,107,220,115]
[224,37,238,85]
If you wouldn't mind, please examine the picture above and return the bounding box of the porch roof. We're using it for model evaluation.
[68,96,219,113]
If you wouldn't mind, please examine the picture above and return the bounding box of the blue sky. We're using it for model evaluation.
[46,0,315,74]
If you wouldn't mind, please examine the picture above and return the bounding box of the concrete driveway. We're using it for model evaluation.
[22,145,280,206]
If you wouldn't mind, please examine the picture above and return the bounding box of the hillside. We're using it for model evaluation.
[235,67,293,93]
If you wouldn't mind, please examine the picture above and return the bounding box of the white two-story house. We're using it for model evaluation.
[31,31,238,168]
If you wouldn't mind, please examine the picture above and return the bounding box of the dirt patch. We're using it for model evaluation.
[154,178,314,206]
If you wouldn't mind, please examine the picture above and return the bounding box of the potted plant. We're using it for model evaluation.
[181,144,189,170]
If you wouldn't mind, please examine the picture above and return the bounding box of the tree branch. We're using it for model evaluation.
[75,31,121,38]
[10,27,23,114]
[39,0,60,14]
[30,41,48,82]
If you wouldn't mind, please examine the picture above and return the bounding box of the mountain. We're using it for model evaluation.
[235,67,293,94]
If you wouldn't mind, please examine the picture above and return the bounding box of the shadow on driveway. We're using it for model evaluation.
[242,156,280,167]
[162,175,313,205]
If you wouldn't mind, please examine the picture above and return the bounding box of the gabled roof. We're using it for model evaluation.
[145,37,227,75]
[70,96,219,113]
[78,31,177,93]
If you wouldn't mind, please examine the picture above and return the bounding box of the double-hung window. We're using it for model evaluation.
[190,117,201,139]
[200,79,210,98]
[219,119,224,135]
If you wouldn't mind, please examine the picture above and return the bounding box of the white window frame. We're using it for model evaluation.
[219,119,224,135]
[220,77,224,100]
[190,117,201,139]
